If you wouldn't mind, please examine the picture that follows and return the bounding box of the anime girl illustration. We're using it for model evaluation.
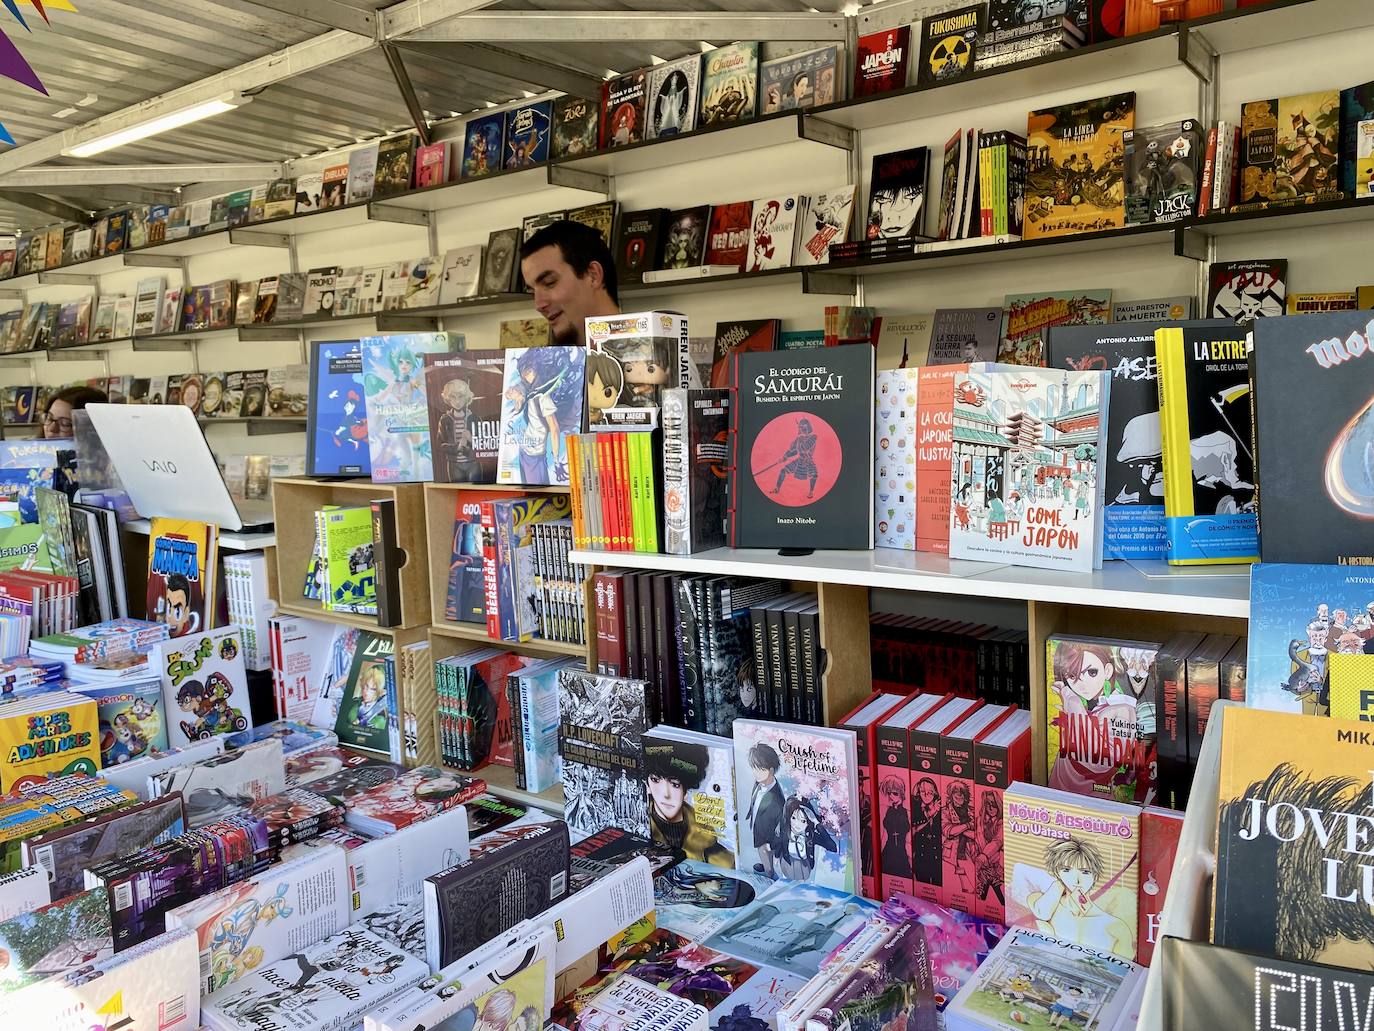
[973,787,1005,914]
[943,781,977,898]
[366,342,426,476]
[912,776,942,888]
[777,796,839,882]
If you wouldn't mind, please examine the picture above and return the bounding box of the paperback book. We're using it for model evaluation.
[702,881,876,978]
[558,668,652,838]
[643,726,737,868]
[154,626,253,748]
[653,860,773,940]
[362,332,462,483]
[496,347,586,486]
[423,350,504,483]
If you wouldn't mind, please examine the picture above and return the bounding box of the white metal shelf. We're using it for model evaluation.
[567,547,1250,618]
[122,518,275,552]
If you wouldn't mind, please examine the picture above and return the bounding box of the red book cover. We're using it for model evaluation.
[1138,805,1184,965]
[704,202,753,270]
[972,710,1031,922]
[593,570,626,674]
[602,70,647,148]
[596,435,617,550]
[874,693,951,901]
[938,704,1012,913]
[1197,125,1217,217]
[839,691,910,900]
[853,27,911,99]
[345,766,485,832]
[614,433,633,550]
[472,651,533,766]
[908,695,981,903]
[915,365,965,555]
[479,501,501,639]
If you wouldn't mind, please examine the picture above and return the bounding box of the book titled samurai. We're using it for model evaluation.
[727,347,875,551]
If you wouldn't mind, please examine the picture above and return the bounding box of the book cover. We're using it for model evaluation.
[795,187,854,266]
[23,794,183,902]
[1154,321,1258,564]
[437,245,482,305]
[412,142,448,189]
[643,727,737,867]
[874,312,934,370]
[505,100,553,168]
[743,195,800,273]
[999,289,1111,366]
[146,518,215,640]
[853,28,911,99]
[646,54,701,139]
[867,147,929,241]
[558,668,652,838]
[929,307,1001,364]
[321,506,376,616]
[761,45,840,114]
[332,631,392,752]
[614,209,667,286]
[342,766,482,834]
[700,42,758,127]
[155,626,253,749]
[1206,258,1286,321]
[653,859,773,941]
[363,331,461,483]
[702,880,876,977]
[346,145,379,204]
[496,347,586,486]
[1123,119,1202,225]
[1136,805,1182,967]
[374,135,415,197]
[569,200,618,247]
[710,320,779,390]
[1238,91,1341,205]
[947,364,1109,572]
[151,738,285,827]
[461,113,504,178]
[917,5,981,87]
[72,679,168,767]
[661,388,730,556]
[1330,653,1374,721]
[660,206,711,270]
[704,203,752,271]
[306,339,370,478]
[602,69,648,147]
[1252,311,1374,564]
[423,350,503,483]
[552,94,599,158]
[727,346,875,550]
[1024,93,1135,239]
[1046,323,1165,559]
[874,369,918,550]
[731,719,860,893]
[1002,783,1139,961]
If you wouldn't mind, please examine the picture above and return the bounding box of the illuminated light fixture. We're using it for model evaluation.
[62,92,250,158]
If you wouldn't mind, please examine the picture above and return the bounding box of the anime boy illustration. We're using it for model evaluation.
[352,664,388,733]
[645,740,733,867]
[744,742,785,877]
[502,349,573,484]
[434,378,482,481]
[585,351,623,425]
[1049,986,1087,1028]
[160,571,198,638]
[1024,836,1133,958]
[777,796,838,882]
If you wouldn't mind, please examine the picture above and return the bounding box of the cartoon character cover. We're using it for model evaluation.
[1206,258,1287,322]
[947,365,1110,572]
[423,350,504,484]
[76,680,168,766]
[496,346,586,486]
[702,881,876,978]
[760,45,839,114]
[333,631,394,753]
[1123,119,1202,225]
[1024,92,1135,240]
[603,70,647,147]
[306,340,370,477]
[504,99,552,169]
[999,289,1112,366]
[146,517,215,640]
[362,332,461,483]
[552,94,599,158]
[1252,311,1374,565]
[643,730,737,868]
[461,113,504,179]
[156,626,253,748]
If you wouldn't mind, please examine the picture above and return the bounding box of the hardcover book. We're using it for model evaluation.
[710,319,779,390]
[505,99,553,168]
[154,626,253,749]
[363,332,461,483]
[1002,782,1140,961]
[306,339,370,478]
[558,668,652,838]
[928,307,1002,364]
[1206,258,1286,321]
[744,195,801,272]
[853,28,911,98]
[795,187,855,266]
[700,42,758,126]
[552,94,599,158]
[496,346,586,486]
[374,134,415,197]
[1154,321,1258,564]
[614,209,667,286]
[1046,323,1166,559]
[703,880,876,977]
[759,44,840,113]
[647,54,701,139]
[1237,91,1341,206]
[423,350,504,483]
[413,141,448,188]
[1024,93,1135,239]
[643,726,737,867]
[947,364,1109,572]
[662,388,730,556]
[1123,119,1203,224]
[482,228,520,294]
[346,144,379,204]
[704,202,752,271]
[916,4,981,87]
[867,147,930,240]
[999,289,1111,366]
[660,206,711,270]
[461,113,504,178]
[603,70,647,148]
[437,244,482,304]
[1252,311,1374,565]
[727,346,875,550]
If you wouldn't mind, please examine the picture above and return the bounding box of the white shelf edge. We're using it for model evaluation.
[123,517,276,551]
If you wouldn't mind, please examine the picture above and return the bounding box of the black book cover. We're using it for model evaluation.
[635,571,656,696]
[867,146,930,240]
[1207,258,1287,322]
[650,572,679,725]
[480,228,520,295]
[613,208,667,285]
[569,825,682,893]
[710,319,780,389]
[374,134,416,198]
[1153,631,1202,811]
[1253,311,1374,564]
[621,571,640,680]
[728,346,875,550]
[425,820,569,967]
[370,497,402,627]
[1046,322,1165,561]
[916,4,981,88]
[552,94,599,158]
[676,577,706,732]
[662,388,730,555]
[557,668,652,839]
[1122,119,1203,225]
[659,205,711,270]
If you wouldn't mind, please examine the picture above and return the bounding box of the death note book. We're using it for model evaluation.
[1252,312,1374,564]
[1024,92,1135,240]
[727,346,874,550]
[1046,323,1165,560]
[423,350,504,483]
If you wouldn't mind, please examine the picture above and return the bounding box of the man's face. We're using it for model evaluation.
[648,773,686,821]
[1057,861,1095,894]
[165,588,190,633]
[752,763,772,784]
[521,244,601,344]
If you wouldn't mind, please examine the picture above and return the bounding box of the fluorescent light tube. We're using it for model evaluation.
[63,93,250,158]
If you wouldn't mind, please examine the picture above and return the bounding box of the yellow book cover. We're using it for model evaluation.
[146,517,218,638]
[1213,706,1374,965]
[1153,324,1258,565]
[1329,652,1374,721]
[1024,93,1135,240]
[0,693,100,791]
[1003,782,1140,961]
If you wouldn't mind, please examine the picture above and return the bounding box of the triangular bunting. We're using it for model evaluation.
[0,1,29,31]
[0,26,45,93]
[19,0,72,10]
[0,121,14,145]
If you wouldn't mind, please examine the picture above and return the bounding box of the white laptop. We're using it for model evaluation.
[83,403,274,532]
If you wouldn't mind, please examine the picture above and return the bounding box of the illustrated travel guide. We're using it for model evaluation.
[731,719,861,894]
[727,346,875,551]
[1024,93,1135,240]
[1000,289,1112,367]
[947,364,1110,572]
[1154,320,1258,565]
[1252,310,1374,565]
[1002,782,1140,962]
[362,332,461,483]
[422,350,504,484]
[1045,635,1159,805]
[1046,323,1166,560]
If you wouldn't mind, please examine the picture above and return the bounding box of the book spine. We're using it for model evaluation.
[1225,124,1241,210]
[593,572,620,674]
[799,607,822,726]
[689,577,709,731]
[568,434,586,550]
[663,391,689,556]
[676,578,704,731]
[651,573,677,726]
[622,571,641,680]
[843,716,881,901]
[702,580,724,735]
[1198,125,1218,218]
[727,354,741,547]
[978,134,994,237]
[480,502,500,640]
[596,435,615,549]
[749,604,772,719]
[508,672,526,789]
[938,730,979,913]
[783,606,805,723]
[612,434,631,551]
[1185,647,1225,792]
[370,498,402,628]
[1154,641,1189,811]
[639,432,660,553]
[874,719,914,901]
[765,604,788,721]
[636,571,656,718]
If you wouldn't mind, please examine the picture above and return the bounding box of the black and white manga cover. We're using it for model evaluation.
[1123,119,1202,225]
[1207,258,1287,322]
[646,54,701,140]
[557,669,653,838]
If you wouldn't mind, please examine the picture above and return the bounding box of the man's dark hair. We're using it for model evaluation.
[519,219,619,304]
[645,741,708,788]
[165,572,191,599]
[46,385,107,413]
[748,742,780,773]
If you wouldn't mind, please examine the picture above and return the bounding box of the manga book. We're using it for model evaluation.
[1044,635,1159,804]
[1046,323,1165,560]
[643,726,737,867]
[646,54,701,139]
[333,631,393,753]
[150,739,285,828]
[699,43,757,126]
[145,518,216,640]
[730,719,860,894]
[504,100,552,168]
[362,332,461,483]
[867,147,930,242]
[557,668,652,839]
[653,860,772,941]
[552,94,599,158]
[706,968,807,1031]
[760,45,840,114]
[1001,783,1139,962]
[604,70,647,147]
[286,746,403,801]
[461,113,504,179]
[423,350,503,483]
[495,346,586,487]
[878,893,1007,1024]
[1206,258,1286,321]
[1122,119,1202,224]
[154,626,253,749]
[70,680,167,766]
[702,881,876,978]
[342,766,483,835]
[306,340,369,478]
[999,289,1111,366]
[1024,93,1135,240]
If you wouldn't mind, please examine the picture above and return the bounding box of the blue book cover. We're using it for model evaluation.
[1247,562,1374,717]
[73,680,169,766]
[1340,81,1374,196]
[0,439,73,523]
[702,881,877,977]
[306,340,370,477]
[504,100,553,169]
[362,332,462,483]
[461,113,505,179]
[495,347,586,486]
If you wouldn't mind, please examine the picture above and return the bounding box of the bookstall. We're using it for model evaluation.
[0,1,1368,1029]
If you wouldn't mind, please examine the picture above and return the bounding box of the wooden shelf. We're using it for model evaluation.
[431,619,587,659]
[470,760,564,815]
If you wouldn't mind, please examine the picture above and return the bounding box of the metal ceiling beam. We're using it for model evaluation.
[0,191,92,225]
[0,184,178,208]
[0,163,284,187]
[380,42,432,146]
[397,42,604,100]
[234,0,376,37]
[399,11,850,43]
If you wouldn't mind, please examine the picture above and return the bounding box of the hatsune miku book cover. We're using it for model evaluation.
[362,332,462,483]
[496,346,587,486]
[731,719,861,894]
[701,880,877,977]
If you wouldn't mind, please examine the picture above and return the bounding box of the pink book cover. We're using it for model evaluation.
[415,142,450,188]
[938,708,1011,914]
[915,364,966,554]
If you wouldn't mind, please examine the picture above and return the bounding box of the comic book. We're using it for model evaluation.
[642,726,737,867]
[1236,91,1341,207]
[423,350,505,484]
[496,347,587,487]
[321,506,375,616]
[878,893,1007,1025]
[647,54,701,139]
[730,719,861,894]
[1206,258,1286,322]
[853,28,911,99]
[342,766,484,835]
[1024,93,1135,240]
[700,42,758,126]
[653,860,773,941]
[0,692,100,792]
[149,739,285,828]
[286,746,403,802]
[552,94,599,158]
[333,631,393,753]
[557,668,652,839]
[461,113,504,178]
[702,881,876,978]
[999,289,1111,366]
[146,518,217,641]
[362,332,462,483]
[306,340,369,478]
[154,626,254,749]
[603,69,647,147]
[504,99,552,168]
[760,45,840,113]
